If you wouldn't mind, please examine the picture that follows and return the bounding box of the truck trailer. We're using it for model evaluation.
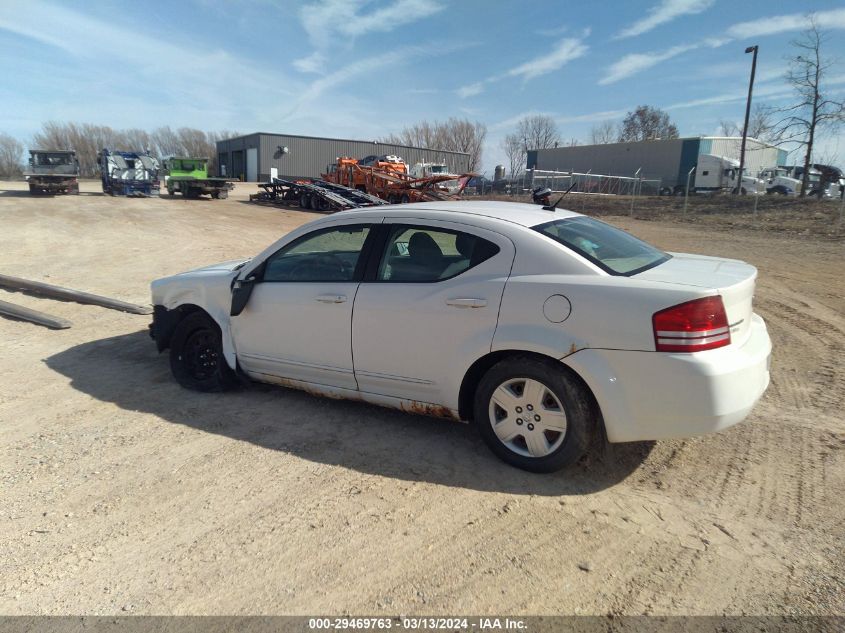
[99,149,160,197]
[25,150,79,195]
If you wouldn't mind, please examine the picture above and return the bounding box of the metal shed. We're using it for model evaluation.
[216,132,472,182]
[528,136,787,189]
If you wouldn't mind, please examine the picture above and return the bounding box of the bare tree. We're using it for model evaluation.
[718,119,740,136]
[772,15,845,196]
[443,119,486,172]
[383,121,438,149]
[618,105,679,142]
[501,133,526,180]
[382,118,486,172]
[516,114,560,151]
[0,133,24,177]
[31,121,238,177]
[589,121,617,144]
[719,105,781,143]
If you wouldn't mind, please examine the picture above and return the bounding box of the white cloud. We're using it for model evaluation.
[292,51,326,74]
[288,42,470,118]
[601,7,845,87]
[506,36,589,81]
[599,44,697,85]
[726,8,845,39]
[555,109,629,124]
[299,0,445,48]
[0,0,300,137]
[458,34,590,98]
[615,0,714,39]
[456,82,484,98]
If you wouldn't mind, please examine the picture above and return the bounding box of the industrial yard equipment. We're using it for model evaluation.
[250,178,388,211]
[322,157,472,203]
[164,157,234,199]
[25,150,80,195]
[99,149,160,197]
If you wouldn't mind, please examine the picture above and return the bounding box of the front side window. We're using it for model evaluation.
[263,224,371,282]
[534,216,670,276]
[377,225,499,282]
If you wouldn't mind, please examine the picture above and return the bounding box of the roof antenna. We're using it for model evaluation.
[543,181,577,211]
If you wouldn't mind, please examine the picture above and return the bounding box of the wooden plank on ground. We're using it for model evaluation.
[0,299,71,329]
[0,274,152,315]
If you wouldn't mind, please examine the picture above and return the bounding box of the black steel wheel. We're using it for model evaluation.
[169,312,238,392]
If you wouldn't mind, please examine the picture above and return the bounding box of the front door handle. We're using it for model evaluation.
[446,298,487,308]
[316,294,347,304]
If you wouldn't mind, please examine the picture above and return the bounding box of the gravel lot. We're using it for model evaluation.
[1,180,843,616]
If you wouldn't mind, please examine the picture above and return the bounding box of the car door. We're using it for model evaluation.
[231,222,375,390]
[352,219,515,408]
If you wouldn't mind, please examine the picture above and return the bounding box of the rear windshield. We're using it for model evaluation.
[533,216,671,276]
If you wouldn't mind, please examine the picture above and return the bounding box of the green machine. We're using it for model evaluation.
[165,157,234,199]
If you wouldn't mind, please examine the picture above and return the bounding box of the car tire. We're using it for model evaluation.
[474,356,595,473]
[169,312,238,392]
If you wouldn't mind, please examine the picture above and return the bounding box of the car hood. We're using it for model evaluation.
[185,259,250,275]
[151,259,250,308]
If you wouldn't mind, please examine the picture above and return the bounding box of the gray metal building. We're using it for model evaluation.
[216,132,471,182]
[528,136,788,189]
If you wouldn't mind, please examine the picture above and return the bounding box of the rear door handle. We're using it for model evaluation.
[446,298,487,308]
[316,294,347,303]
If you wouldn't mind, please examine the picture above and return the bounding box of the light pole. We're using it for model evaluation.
[737,44,758,195]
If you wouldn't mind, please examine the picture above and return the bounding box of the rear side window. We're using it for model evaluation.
[377,225,500,282]
[534,216,670,275]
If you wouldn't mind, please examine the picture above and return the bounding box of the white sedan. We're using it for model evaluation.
[150,202,771,472]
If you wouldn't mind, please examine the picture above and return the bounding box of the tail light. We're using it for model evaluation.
[653,296,730,353]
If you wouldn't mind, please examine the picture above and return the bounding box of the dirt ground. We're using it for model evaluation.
[1,180,843,616]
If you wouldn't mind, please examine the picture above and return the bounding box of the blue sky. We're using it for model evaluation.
[1,0,844,173]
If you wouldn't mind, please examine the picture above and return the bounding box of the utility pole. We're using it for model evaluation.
[737,45,758,195]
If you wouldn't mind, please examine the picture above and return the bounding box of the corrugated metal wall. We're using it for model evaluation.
[216,133,471,181]
[532,137,784,187]
[533,139,686,185]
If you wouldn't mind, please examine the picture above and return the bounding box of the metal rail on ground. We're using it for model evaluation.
[0,299,71,329]
[0,274,152,315]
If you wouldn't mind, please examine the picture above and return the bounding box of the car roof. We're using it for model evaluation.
[335,201,582,229]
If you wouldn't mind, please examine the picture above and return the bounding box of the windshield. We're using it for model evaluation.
[34,153,73,166]
[533,216,671,276]
[429,165,447,173]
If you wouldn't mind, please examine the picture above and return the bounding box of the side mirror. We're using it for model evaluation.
[230,276,257,316]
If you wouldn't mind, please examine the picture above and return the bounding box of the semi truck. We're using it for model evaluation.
[677,154,762,196]
[99,149,160,197]
[409,161,462,193]
[759,164,844,197]
[164,157,234,199]
[24,150,80,195]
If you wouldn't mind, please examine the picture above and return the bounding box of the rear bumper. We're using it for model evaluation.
[563,313,771,443]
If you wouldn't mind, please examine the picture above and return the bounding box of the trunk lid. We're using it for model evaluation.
[636,253,757,345]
